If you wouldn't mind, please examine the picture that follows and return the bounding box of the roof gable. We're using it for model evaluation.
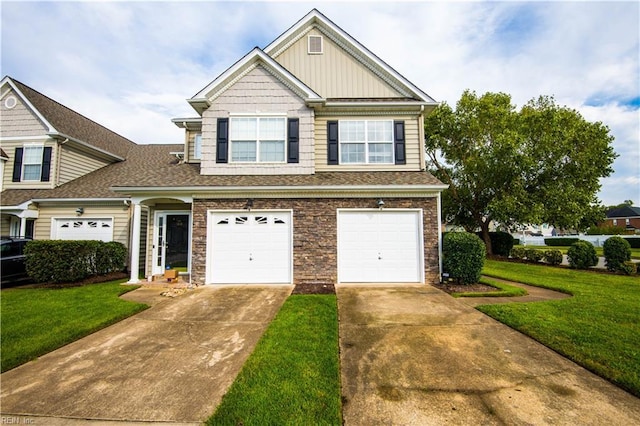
[264,9,437,104]
[1,76,136,160]
[188,48,322,114]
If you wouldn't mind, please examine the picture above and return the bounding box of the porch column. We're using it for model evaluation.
[128,202,142,284]
[19,216,27,238]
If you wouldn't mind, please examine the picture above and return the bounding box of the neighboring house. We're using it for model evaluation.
[1,9,447,286]
[601,206,640,232]
[0,76,137,245]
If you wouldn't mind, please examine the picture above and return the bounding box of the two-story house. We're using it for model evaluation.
[0,76,137,245]
[1,9,447,287]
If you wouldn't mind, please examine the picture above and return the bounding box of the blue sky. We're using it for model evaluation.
[1,0,638,206]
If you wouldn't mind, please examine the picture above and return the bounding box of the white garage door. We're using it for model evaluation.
[338,210,423,283]
[208,211,292,284]
[54,219,113,242]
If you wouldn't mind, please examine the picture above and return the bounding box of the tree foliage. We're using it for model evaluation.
[425,90,616,254]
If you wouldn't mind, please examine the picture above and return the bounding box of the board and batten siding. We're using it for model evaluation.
[1,138,57,190]
[34,204,131,246]
[273,28,404,99]
[314,114,424,172]
[0,89,48,138]
[200,65,314,175]
[58,144,111,185]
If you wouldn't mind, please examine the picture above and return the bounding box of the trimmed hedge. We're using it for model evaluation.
[443,232,486,284]
[510,247,526,260]
[603,236,631,273]
[477,231,514,257]
[24,240,127,283]
[567,241,598,270]
[544,249,563,266]
[545,237,580,246]
[525,249,544,263]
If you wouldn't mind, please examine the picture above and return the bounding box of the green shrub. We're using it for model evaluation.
[603,236,632,273]
[545,237,580,246]
[510,247,527,260]
[621,262,638,276]
[24,240,127,283]
[567,241,598,269]
[476,231,515,257]
[623,237,640,249]
[544,249,563,265]
[443,232,486,284]
[586,225,628,235]
[525,249,544,263]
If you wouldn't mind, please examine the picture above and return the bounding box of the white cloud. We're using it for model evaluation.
[1,1,638,206]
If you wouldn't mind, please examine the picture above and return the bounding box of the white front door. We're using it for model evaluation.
[338,210,423,283]
[152,212,190,275]
[208,211,292,284]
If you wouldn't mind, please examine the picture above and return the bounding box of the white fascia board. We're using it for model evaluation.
[171,117,203,129]
[322,101,429,108]
[1,76,56,133]
[264,9,438,105]
[30,198,130,203]
[190,48,322,103]
[48,132,125,162]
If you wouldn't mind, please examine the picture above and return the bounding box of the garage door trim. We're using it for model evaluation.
[206,209,293,285]
[337,208,424,284]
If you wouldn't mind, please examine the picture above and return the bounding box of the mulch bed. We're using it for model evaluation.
[12,272,129,289]
[292,283,336,294]
[433,281,498,295]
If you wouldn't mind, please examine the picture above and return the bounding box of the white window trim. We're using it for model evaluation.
[194,133,202,160]
[22,144,44,181]
[229,115,287,164]
[338,120,394,165]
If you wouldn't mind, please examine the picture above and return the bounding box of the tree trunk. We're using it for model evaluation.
[480,221,493,255]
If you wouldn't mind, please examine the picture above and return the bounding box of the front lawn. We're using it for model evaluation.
[479,259,640,397]
[1,281,147,372]
[208,294,341,425]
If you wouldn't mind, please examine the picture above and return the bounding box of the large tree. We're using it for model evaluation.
[425,90,616,254]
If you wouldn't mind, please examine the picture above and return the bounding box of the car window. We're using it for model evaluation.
[1,242,21,257]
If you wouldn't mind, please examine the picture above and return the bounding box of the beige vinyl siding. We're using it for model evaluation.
[0,215,11,236]
[186,129,201,163]
[273,28,404,99]
[58,144,111,185]
[201,65,315,175]
[314,115,423,172]
[0,89,48,137]
[34,203,131,246]
[1,138,57,190]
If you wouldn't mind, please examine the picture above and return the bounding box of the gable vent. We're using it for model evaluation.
[308,35,323,54]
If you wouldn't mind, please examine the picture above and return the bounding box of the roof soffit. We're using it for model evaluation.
[264,9,437,104]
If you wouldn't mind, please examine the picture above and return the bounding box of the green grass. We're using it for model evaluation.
[208,294,341,425]
[452,276,527,298]
[1,281,147,372]
[513,244,640,259]
[479,259,640,397]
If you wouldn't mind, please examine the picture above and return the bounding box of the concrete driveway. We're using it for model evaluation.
[0,285,291,424]
[338,285,640,425]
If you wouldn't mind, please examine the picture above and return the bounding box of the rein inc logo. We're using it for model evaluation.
[1,417,34,424]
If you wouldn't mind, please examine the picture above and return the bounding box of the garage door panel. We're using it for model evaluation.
[338,210,423,283]
[209,212,292,284]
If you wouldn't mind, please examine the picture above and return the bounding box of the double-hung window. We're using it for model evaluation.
[22,145,44,181]
[230,117,286,163]
[339,120,393,164]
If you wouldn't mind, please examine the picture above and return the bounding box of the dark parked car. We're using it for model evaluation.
[1,237,32,285]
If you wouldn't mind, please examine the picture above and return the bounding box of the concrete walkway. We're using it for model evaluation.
[459,277,572,307]
[0,285,291,424]
[337,285,640,425]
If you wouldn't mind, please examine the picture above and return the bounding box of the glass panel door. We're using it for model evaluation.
[153,212,190,275]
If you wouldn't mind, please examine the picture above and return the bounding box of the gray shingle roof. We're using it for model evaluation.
[607,206,640,218]
[1,144,444,205]
[10,78,136,159]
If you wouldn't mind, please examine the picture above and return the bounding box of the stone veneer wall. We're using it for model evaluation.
[191,197,439,286]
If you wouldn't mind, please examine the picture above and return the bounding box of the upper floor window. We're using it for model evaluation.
[230,117,286,163]
[12,145,52,183]
[194,133,202,160]
[22,145,44,180]
[339,120,393,164]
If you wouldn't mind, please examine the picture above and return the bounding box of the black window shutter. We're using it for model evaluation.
[287,118,299,163]
[12,147,23,182]
[41,147,52,182]
[394,120,406,165]
[327,121,339,165]
[216,118,229,163]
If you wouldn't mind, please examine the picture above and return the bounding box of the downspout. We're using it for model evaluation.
[437,191,443,282]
